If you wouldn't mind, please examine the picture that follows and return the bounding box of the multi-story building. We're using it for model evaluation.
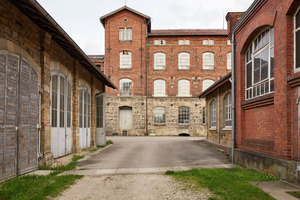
[96,6,231,136]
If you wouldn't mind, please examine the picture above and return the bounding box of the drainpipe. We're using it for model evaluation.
[231,33,235,164]
[145,19,151,135]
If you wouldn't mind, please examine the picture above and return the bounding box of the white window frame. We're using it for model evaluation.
[179,40,190,45]
[202,79,214,92]
[203,52,215,70]
[119,28,132,41]
[154,40,166,45]
[224,93,232,128]
[154,79,166,97]
[245,27,274,100]
[178,79,190,97]
[178,52,190,70]
[120,51,132,69]
[227,40,231,45]
[154,52,166,70]
[227,52,232,70]
[178,106,190,125]
[210,100,217,129]
[120,78,132,96]
[203,40,208,45]
[294,7,300,72]
[153,107,166,125]
[209,40,214,45]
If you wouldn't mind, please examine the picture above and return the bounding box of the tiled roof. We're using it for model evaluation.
[149,29,227,36]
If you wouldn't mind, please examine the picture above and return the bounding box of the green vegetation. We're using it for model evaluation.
[166,167,277,200]
[106,140,113,146]
[288,191,300,198]
[82,140,114,152]
[0,155,84,200]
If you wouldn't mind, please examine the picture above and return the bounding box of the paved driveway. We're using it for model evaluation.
[77,136,228,170]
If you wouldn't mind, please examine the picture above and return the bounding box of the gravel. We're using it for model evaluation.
[54,174,211,200]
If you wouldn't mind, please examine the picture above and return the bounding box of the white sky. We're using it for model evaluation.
[36,0,254,55]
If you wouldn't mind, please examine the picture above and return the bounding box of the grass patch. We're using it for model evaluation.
[82,147,100,152]
[288,191,300,199]
[106,140,113,146]
[166,167,277,200]
[0,155,84,200]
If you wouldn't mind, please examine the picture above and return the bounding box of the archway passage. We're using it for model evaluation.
[0,52,39,180]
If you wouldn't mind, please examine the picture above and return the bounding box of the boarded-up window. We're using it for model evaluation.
[178,52,190,70]
[203,52,214,69]
[154,53,166,70]
[178,79,190,96]
[120,51,132,69]
[154,79,166,97]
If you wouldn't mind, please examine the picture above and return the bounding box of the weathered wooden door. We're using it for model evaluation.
[79,88,90,149]
[119,107,133,131]
[50,72,72,158]
[0,52,39,181]
[95,93,105,146]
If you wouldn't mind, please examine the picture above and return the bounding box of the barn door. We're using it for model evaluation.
[95,93,105,146]
[79,88,90,149]
[0,52,39,181]
[119,107,133,131]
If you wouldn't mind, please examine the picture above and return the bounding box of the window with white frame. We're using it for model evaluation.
[119,28,132,41]
[153,107,166,124]
[295,8,300,70]
[154,79,166,97]
[245,27,274,100]
[178,52,190,70]
[210,100,217,128]
[120,78,132,96]
[227,52,232,70]
[120,51,132,69]
[209,40,214,45]
[227,40,231,45]
[178,106,190,124]
[179,40,190,45]
[202,79,214,92]
[178,79,190,96]
[224,93,232,127]
[154,52,166,70]
[203,40,208,45]
[154,40,166,45]
[203,52,214,69]
[202,107,206,124]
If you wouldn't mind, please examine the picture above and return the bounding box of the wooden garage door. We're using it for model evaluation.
[0,52,39,181]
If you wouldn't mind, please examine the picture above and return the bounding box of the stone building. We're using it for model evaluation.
[198,73,232,147]
[96,6,232,136]
[0,0,116,181]
[228,0,300,182]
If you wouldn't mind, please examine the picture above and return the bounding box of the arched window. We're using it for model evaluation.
[245,27,274,99]
[120,51,132,69]
[154,53,166,70]
[295,8,300,70]
[178,79,190,96]
[178,52,190,70]
[154,79,166,97]
[224,93,232,127]
[210,100,217,128]
[153,107,166,124]
[227,52,232,70]
[202,79,214,92]
[203,52,214,69]
[178,106,190,124]
[120,78,132,96]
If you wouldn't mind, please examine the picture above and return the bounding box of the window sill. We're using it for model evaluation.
[153,95,167,97]
[119,95,132,97]
[178,123,190,126]
[154,123,166,126]
[177,95,192,97]
[154,69,166,71]
[203,68,215,71]
[209,127,217,131]
[119,68,132,71]
[178,69,190,71]
[119,40,132,42]
[241,93,274,110]
[222,127,232,131]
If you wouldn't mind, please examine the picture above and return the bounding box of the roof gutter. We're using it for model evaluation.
[231,32,235,164]
[27,0,117,89]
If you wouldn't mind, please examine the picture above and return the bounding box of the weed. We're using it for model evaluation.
[106,140,113,146]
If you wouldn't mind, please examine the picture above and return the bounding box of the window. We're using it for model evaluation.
[178,52,190,70]
[153,107,166,124]
[245,27,274,100]
[79,88,90,129]
[203,40,208,45]
[210,100,217,128]
[120,51,132,69]
[202,79,214,91]
[154,79,166,97]
[154,53,166,70]
[227,52,232,70]
[179,40,190,45]
[202,107,206,124]
[120,78,132,96]
[119,28,132,41]
[178,106,190,124]
[178,79,190,96]
[154,40,166,45]
[295,8,300,70]
[224,93,232,127]
[227,40,231,45]
[203,40,214,45]
[203,52,214,69]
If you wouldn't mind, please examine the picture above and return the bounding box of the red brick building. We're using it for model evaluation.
[98,6,231,136]
[228,0,300,182]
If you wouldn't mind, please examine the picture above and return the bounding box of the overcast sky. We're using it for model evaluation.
[36,0,254,55]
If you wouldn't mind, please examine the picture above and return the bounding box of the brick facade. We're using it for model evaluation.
[228,0,300,182]
[99,7,231,136]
